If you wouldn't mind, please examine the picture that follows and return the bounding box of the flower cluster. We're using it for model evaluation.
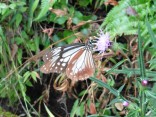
[95,30,111,53]
[122,101,129,107]
[141,80,148,86]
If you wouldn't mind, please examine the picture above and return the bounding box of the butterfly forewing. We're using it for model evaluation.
[66,48,95,81]
[40,43,86,74]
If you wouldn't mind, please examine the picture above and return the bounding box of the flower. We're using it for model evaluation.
[95,30,111,53]
[122,101,129,107]
[142,80,148,86]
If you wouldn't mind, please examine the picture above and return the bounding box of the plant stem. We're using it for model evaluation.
[138,26,146,117]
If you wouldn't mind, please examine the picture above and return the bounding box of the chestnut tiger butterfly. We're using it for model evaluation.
[40,39,97,81]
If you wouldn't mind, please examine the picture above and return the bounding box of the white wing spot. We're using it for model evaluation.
[46,55,47,57]
[55,67,58,69]
[63,56,70,62]
[62,63,66,67]
[57,62,60,65]
[46,57,49,60]
[60,68,63,70]
[60,59,63,62]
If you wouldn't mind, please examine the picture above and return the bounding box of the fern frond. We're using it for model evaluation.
[34,0,57,21]
[102,0,155,39]
[102,0,156,71]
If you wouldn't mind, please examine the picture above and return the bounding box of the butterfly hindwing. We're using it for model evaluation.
[66,48,95,81]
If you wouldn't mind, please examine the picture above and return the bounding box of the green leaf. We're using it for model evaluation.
[127,110,139,117]
[0,3,8,9]
[107,78,115,86]
[138,25,146,78]
[0,26,3,54]
[63,30,76,43]
[17,49,22,64]
[0,3,8,15]
[27,40,36,51]
[34,0,57,21]
[72,17,80,24]
[72,11,83,24]
[78,90,88,97]
[90,77,119,97]
[87,114,100,117]
[27,0,39,31]
[44,103,55,117]
[18,7,27,12]
[52,34,66,46]
[31,0,39,13]
[56,16,67,25]
[25,80,33,87]
[79,102,85,117]
[70,99,79,117]
[145,90,156,99]
[30,71,37,82]
[81,28,89,35]
[111,68,156,78]
[34,37,40,52]
[1,9,13,21]
[117,84,125,93]
[9,3,16,9]
[106,59,127,75]
[146,19,156,49]
[15,13,22,27]
[109,98,123,105]
[78,0,90,7]
[23,71,31,82]
[15,37,23,45]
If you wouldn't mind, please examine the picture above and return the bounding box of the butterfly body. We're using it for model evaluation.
[40,41,95,81]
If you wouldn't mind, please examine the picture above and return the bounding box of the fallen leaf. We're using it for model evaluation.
[90,102,97,114]
[49,8,67,17]
[72,20,92,30]
[67,17,72,29]
[42,28,54,37]
[115,102,124,111]
[105,0,118,6]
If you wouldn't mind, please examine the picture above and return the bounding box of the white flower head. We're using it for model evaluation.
[95,29,111,53]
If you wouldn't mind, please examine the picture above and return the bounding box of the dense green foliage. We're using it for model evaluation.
[0,0,156,116]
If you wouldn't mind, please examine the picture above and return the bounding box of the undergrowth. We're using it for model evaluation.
[0,0,156,116]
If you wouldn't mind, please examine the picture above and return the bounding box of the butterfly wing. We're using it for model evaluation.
[66,48,95,81]
[40,43,85,74]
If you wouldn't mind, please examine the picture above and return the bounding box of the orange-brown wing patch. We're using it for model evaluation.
[66,48,95,81]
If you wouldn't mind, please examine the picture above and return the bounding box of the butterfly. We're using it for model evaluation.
[40,39,97,81]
